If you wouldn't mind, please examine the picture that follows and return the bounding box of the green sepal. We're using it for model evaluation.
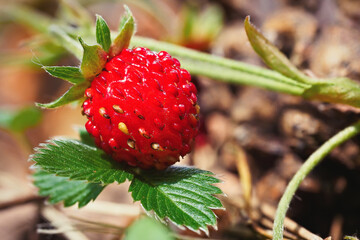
[36,82,89,109]
[244,16,312,84]
[79,37,108,80]
[109,5,135,57]
[43,66,85,84]
[96,15,111,52]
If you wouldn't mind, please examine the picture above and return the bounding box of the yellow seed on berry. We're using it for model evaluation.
[127,139,135,149]
[151,143,164,151]
[113,105,124,114]
[139,128,150,139]
[99,107,106,116]
[118,122,129,135]
[195,104,200,114]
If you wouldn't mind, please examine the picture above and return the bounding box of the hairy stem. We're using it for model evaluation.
[131,36,309,95]
[273,120,360,240]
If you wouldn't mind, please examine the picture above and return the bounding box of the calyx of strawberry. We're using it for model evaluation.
[37,6,135,108]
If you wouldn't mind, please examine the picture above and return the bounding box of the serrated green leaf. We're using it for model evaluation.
[109,6,135,57]
[33,170,104,208]
[32,139,133,184]
[0,106,42,132]
[96,15,111,52]
[129,167,223,233]
[43,66,85,84]
[79,37,108,80]
[244,16,312,84]
[36,82,89,108]
[31,138,223,232]
[125,217,174,240]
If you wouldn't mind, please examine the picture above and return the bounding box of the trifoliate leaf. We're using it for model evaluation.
[96,15,111,52]
[110,5,135,57]
[244,16,312,84]
[79,37,108,80]
[36,82,89,108]
[125,217,174,240]
[33,170,104,208]
[43,66,85,84]
[31,138,224,232]
[0,106,42,132]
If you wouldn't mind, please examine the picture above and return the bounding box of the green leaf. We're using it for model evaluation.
[31,138,223,232]
[96,15,111,52]
[32,139,133,184]
[33,170,105,208]
[79,37,108,80]
[43,66,85,84]
[244,16,312,84]
[110,6,135,57]
[0,106,42,132]
[129,167,223,233]
[36,82,89,108]
[125,217,174,240]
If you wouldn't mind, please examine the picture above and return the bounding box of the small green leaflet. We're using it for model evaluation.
[33,170,104,207]
[43,66,85,84]
[79,37,108,80]
[125,217,174,240]
[110,5,135,57]
[0,106,42,132]
[96,15,111,52]
[244,16,311,84]
[36,82,89,108]
[31,136,223,232]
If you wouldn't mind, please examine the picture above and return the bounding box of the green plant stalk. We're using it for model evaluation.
[6,5,360,108]
[131,36,310,95]
[273,120,360,240]
[54,31,307,96]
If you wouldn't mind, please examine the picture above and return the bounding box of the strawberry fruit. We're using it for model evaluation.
[83,47,199,169]
[38,9,199,169]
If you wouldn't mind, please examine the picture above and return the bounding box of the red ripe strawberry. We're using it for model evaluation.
[83,47,199,169]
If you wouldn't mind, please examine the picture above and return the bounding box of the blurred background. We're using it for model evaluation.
[1,0,360,239]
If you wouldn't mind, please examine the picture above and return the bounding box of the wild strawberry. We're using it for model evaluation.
[83,47,199,169]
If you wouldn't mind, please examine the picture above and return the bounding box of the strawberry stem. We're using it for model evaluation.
[272,120,360,240]
[131,36,309,96]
